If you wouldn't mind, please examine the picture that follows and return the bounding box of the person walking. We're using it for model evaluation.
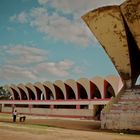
[12,110,17,122]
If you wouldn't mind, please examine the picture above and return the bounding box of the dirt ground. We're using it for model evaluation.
[0,114,139,140]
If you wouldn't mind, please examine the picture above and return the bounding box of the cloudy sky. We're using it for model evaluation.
[1,0,135,86]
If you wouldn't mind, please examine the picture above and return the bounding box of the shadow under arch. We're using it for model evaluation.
[34,86,43,100]
[18,87,28,100]
[26,87,36,100]
[90,81,101,99]
[54,85,64,100]
[11,88,20,100]
[77,83,88,99]
[104,80,115,98]
[65,84,76,99]
[43,85,54,100]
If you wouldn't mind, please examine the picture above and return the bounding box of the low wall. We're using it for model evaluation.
[2,107,94,118]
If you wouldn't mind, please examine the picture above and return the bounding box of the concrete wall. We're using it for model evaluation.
[2,106,95,118]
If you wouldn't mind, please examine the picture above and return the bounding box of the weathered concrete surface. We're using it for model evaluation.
[121,0,140,50]
[101,89,140,131]
[120,0,140,87]
[82,6,132,88]
[82,0,140,131]
[82,1,140,88]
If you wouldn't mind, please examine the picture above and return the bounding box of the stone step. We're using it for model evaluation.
[111,106,140,110]
[110,110,140,114]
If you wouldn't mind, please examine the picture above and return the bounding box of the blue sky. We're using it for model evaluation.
[1,0,137,86]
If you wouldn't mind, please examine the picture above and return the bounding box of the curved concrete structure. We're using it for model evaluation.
[121,0,140,50]
[82,6,132,87]
[54,80,66,100]
[120,0,140,85]
[105,75,123,95]
[10,84,21,100]
[43,81,56,100]
[77,78,90,99]
[26,83,37,100]
[34,82,45,100]
[7,87,15,100]
[90,76,104,98]
[82,0,140,130]
[65,79,78,100]
[17,83,29,100]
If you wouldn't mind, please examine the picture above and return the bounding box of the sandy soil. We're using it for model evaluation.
[0,114,139,140]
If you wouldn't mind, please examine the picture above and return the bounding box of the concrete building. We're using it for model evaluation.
[0,75,123,119]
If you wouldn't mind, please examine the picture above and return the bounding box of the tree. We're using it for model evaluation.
[0,86,11,100]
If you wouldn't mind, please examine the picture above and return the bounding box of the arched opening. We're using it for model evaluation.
[54,85,64,100]
[65,84,76,99]
[104,81,115,98]
[26,87,35,100]
[43,85,54,100]
[77,83,88,99]
[90,82,101,99]
[34,86,42,100]
[18,87,28,100]
[11,88,20,100]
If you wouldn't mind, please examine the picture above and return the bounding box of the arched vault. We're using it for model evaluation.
[26,83,37,100]
[17,83,29,100]
[77,78,90,99]
[54,80,66,100]
[10,84,21,100]
[90,76,104,99]
[105,75,123,96]
[43,81,56,100]
[65,79,78,100]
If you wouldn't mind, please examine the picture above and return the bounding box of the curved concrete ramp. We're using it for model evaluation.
[82,6,132,87]
[82,1,140,88]
[120,0,140,85]
[121,0,140,50]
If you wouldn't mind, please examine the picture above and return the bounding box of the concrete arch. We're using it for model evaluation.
[7,86,15,100]
[105,75,123,96]
[82,6,132,87]
[90,81,102,99]
[65,79,78,100]
[43,81,56,100]
[90,76,104,99]
[104,80,115,98]
[26,83,37,100]
[54,80,66,100]
[10,84,21,100]
[17,83,29,100]
[34,82,45,100]
[77,78,90,99]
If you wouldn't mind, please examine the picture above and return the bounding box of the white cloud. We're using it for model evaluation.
[0,65,37,81]
[9,0,126,46]
[0,45,79,82]
[38,0,49,5]
[30,7,90,46]
[50,0,125,16]
[34,59,74,77]
[5,44,48,65]
[10,11,28,23]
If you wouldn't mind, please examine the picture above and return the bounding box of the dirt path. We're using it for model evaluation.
[0,122,139,140]
[0,114,139,140]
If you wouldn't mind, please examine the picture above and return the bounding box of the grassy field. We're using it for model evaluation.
[0,113,139,140]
